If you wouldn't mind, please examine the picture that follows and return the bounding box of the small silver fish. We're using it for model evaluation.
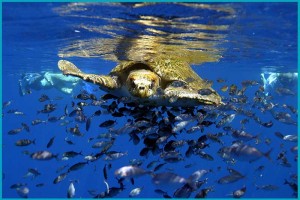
[129,187,143,197]
[53,172,68,184]
[152,172,186,186]
[255,184,279,191]
[67,182,75,198]
[283,134,297,142]
[172,120,193,133]
[216,114,236,128]
[16,186,29,198]
[115,165,150,179]
[218,142,272,163]
[30,151,57,160]
[232,186,246,198]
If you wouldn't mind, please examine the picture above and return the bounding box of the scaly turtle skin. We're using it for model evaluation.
[58,58,222,107]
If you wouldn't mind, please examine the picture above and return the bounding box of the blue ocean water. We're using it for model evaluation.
[2,2,298,198]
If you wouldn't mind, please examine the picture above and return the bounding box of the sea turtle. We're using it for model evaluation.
[58,58,222,107]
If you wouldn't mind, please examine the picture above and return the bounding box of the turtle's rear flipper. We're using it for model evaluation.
[58,60,83,76]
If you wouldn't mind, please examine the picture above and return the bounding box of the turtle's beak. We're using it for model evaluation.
[137,86,151,98]
[131,83,153,98]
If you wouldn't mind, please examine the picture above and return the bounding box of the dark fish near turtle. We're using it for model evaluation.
[146,160,160,169]
[101,93,118,100]
[37,103,56,114]
[129,159,144,167]
[188,169,210,184]
[104,151,128,161]
[92,141,111,149]
[284,179,298,193]
[241,80,259,87]
[99,120,116,128]
[15,139,36,146]
[86,117,92,131]
[260,120,273,128]
[23,168,41,179]
[172,120,193,133]
[64,137,75,145]
[6,109,18,114]
[290,146,298,153]
[21,123,30,132]
[53,172,68,184]
[275,87,295,96]
[103,164,108,180]
[206,133,224,144]
[194,187,214,198]
[76,93,90,100]
[114,165,151,179]
[8,127,23,135]
[35,183,44,187]
[254,165,265,172]
[282,104,297,114]
[10,183,27,189]
[229,84,237,95]
[46,136,55,148]
[68,124,84,137]
[153,162,167,172]
[2,100,12,108]
[217,78,226,83]
[30,150,58,160]
[92,110,102,117]
[68,161,89,172]
[56,164,69,173]
[231,130,259,142]
[216,114,236,128]
[221,85,228,92]
[173,183,194,198]
[39,94,50,102]
[28,168,41,177]
[217,168,245,184]
[231,185,246,198]
[129,132,140,145]
[200,120,215,127]
[152,172,186,186]
[62,151,83,158]
[47,116,61,122]
[31,119,46,126]
[255,184,279,191]
[218,142,272,163]
[195,150,214,161]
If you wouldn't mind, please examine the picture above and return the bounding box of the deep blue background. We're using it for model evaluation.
[2,2,298,198]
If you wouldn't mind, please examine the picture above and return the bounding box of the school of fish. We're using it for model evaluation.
[3,77,298,198]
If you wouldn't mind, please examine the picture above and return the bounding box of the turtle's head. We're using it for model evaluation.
[126,69,160,98]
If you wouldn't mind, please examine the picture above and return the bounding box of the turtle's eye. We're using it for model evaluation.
[150,80,156,89]
[131,80,136,88]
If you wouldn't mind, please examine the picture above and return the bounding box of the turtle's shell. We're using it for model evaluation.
[109,56,211,91]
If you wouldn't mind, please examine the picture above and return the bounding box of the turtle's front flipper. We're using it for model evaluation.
[58,60,83,76]
[164,86,223,106]
[58,60,118,90]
